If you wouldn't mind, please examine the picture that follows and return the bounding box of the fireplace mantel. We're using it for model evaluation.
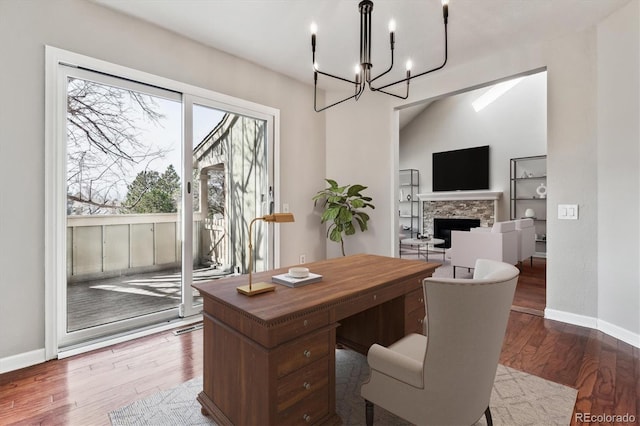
[418,190,502,201]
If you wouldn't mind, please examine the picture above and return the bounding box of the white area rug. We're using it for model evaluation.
[110,349,577,425]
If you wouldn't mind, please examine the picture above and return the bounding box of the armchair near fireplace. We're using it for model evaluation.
[450,221,518,277]
[515,218,535,267]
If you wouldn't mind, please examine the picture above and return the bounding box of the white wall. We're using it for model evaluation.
[324,94,395,258]
[323,3,639,347]
[399,72,547,222]
[597,0,640,342]
[0,0,326,363]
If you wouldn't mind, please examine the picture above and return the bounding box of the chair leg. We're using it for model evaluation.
[484,406,493,426]
[365,400,374,426]
[530,255,533,268]
[453,266,456,278]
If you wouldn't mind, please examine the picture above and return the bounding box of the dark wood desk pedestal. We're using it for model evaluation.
[192,254,438,426]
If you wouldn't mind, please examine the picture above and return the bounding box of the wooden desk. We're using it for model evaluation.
[193,254,438,425]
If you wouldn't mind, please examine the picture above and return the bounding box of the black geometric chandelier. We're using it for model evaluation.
[311,0,449,112]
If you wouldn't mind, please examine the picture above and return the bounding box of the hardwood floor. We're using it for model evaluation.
[1,261,637,425]
[512,256,546,315]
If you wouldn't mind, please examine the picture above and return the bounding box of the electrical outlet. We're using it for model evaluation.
[282,203,289,213]
[299,254,306,264]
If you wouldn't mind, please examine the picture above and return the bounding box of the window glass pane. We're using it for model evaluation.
[65,76,182,332]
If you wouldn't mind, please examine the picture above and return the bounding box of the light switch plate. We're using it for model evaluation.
[558,204,578,220]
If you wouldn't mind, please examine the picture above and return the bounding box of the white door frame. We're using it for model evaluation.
[45,46,280,358]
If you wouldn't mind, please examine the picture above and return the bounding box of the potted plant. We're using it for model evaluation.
[312,179,375,256]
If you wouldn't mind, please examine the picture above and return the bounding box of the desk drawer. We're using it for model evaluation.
[405,288,424,313]
[273,310,330,345]
[277,357,329,412]
[276,383,329,425]
[275,329,331,378]
[335,281,411,320]
[406,306,426,335]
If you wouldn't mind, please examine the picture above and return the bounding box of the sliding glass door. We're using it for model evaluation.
[48,51,276,351]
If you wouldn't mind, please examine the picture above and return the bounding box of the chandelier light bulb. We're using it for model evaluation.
[406,59,413,71]
[313,61,319,71]
[354,64,361,75]
[310,22,318,35]
[441,0,449,5]
[388,19,396,33]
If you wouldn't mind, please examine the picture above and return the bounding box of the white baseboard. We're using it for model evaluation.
[0,348,46,374]
[598,319,640,348]
[1,316,203,374]
[545,308,640,348]
[544,308,598,329]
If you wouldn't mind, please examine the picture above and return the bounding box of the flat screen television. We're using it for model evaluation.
[432,145,490,192]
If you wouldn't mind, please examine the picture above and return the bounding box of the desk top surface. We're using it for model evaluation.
[193,254,438,323]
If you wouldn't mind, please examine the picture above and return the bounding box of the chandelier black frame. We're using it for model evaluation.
[311,0,449,112]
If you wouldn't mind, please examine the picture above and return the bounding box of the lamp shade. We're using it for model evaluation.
[262,213,295,223]
[524,208,535,218]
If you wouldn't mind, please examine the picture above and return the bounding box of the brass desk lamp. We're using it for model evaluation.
[237,212,295,296]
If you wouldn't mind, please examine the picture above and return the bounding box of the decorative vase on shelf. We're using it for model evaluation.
[524,208,536,218]
[536,183,547,199]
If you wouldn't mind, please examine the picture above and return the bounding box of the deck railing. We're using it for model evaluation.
[67,213,227,282]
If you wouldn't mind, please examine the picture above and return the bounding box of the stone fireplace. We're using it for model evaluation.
[418,190,502,245]
[433,217,481,248]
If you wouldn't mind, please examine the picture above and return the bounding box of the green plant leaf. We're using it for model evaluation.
[321,207,339,223]
[326,178,338,189]
[338,208,353,224]
[329,226,343,242]
[351,199,364,208]
[355,216,366,232]
[347,184,367,197]
[344,222,356,235]
[355,211,370,222]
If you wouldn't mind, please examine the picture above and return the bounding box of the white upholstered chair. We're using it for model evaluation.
[450,221,518,277]
[515,218,535,267]
[360,259,519,426]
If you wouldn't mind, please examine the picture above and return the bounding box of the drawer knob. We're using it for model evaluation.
[303,349,311,358]
[303,381,311,390]
[418,318,423,324]
[303,319,308,326]
[418,297,424,303]
[303,414,311,423]
[373,294,377,301]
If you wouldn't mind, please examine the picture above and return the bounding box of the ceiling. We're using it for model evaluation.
[92,0,629,125]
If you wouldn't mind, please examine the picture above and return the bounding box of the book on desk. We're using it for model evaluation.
[271,272,323,288]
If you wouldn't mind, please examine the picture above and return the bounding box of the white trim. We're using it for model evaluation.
[598,319,640,348]
[417,190,503,201]
[45,46,281,355]
[0,348,46,374]
[273,110,282,268]
[58,315,202,359]
[545,308,640,348]
[544,308,598,329]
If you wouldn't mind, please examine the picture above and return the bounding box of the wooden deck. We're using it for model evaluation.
[67,266,233,331]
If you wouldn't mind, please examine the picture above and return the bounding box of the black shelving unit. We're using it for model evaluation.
[399,169,419,238]
[510,155,547,257]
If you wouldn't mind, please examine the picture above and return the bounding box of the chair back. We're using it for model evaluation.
[420,259,519,425]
